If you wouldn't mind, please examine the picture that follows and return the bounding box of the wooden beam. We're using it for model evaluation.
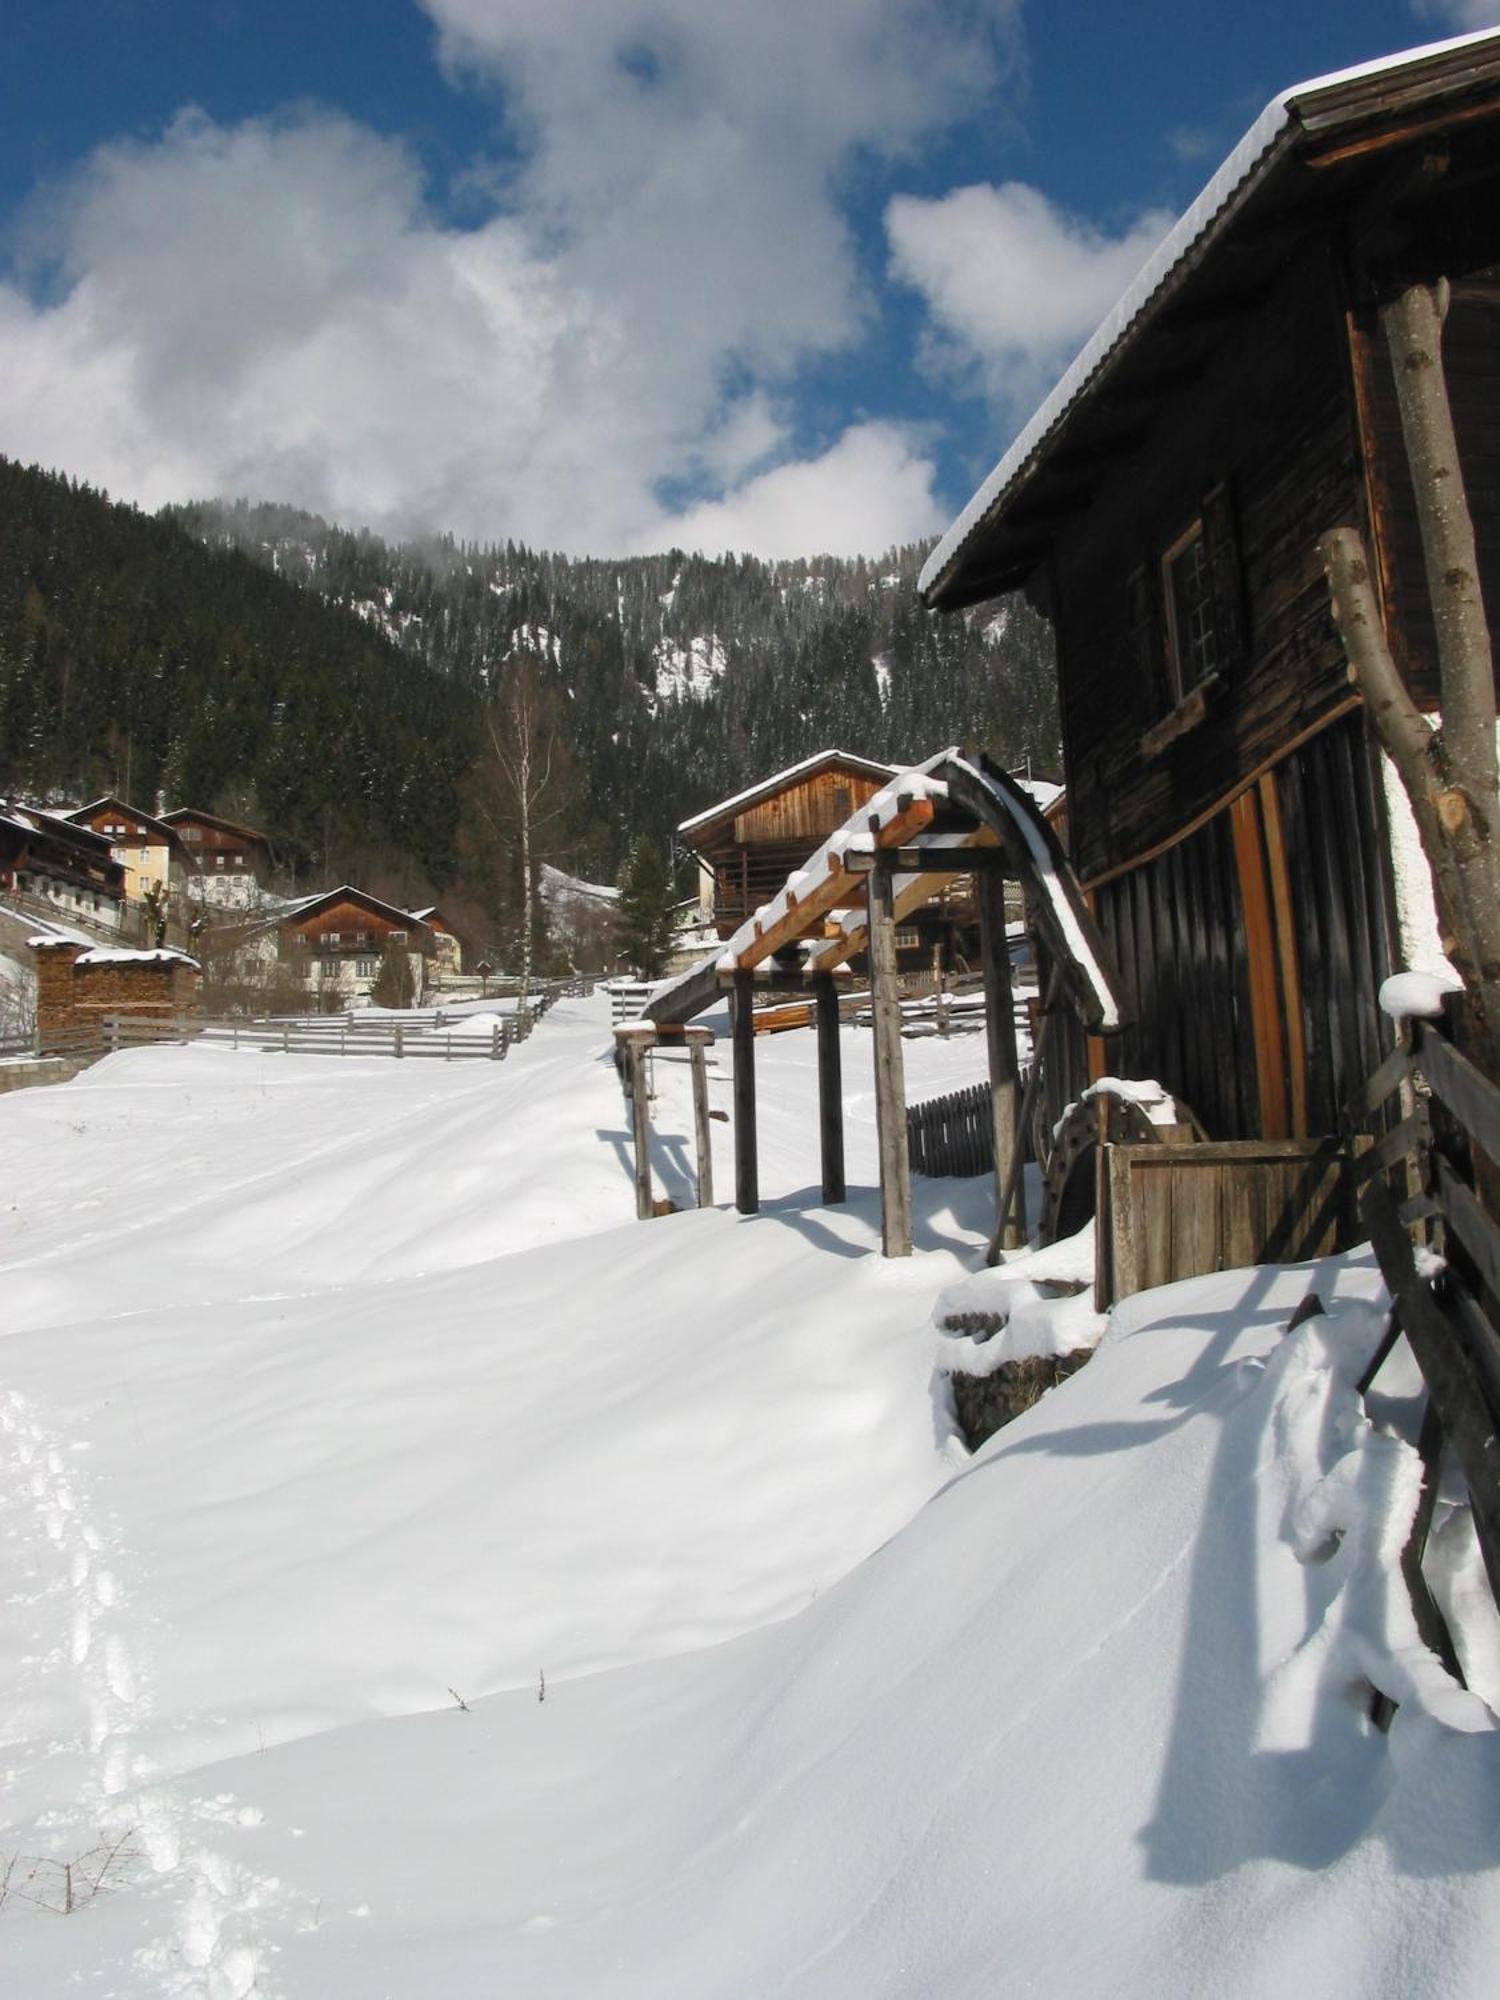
[868,860,912,1258]
[732,970,758,1215]
[979,868,1026,1249]
[816,973,846,1204]
[688,1028,714,1209]
[735,795,935,968]
[715,965,857,993]
[844,841,1007,875]
[808,825,1001,971]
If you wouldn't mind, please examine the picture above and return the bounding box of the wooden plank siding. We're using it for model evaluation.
[1050,244,1364,890]
[1038,710,1396,1150]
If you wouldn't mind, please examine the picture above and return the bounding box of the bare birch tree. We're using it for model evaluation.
[473,659,570,1010]
[1321,279,1500,1074]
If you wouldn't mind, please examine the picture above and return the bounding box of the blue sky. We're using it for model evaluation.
[0,0,1491,557]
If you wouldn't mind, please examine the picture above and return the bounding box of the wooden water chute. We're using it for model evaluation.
[642,751,1125,1258]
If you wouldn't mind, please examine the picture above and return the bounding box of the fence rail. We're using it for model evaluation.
[1349,1007,1500,1655]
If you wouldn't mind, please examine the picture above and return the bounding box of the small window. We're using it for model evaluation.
[326,931,341,945]
[183,826,202,841]
[356,958,376,977]
[1161,519,1219,699]
[894,926,920,950]
[389,929,407,944]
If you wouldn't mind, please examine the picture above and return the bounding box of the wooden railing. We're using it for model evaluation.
[1349,1007,1500,1641]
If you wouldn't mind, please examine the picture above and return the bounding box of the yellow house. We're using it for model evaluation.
[66,797,189,908]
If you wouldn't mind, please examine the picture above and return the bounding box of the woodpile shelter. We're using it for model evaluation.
[31,938,199,1036]
[917,30,1500,1298]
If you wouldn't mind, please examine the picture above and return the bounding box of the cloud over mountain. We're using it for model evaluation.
[0,0,1022,556]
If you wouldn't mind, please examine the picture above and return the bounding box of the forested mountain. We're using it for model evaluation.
[172,497,1062,867]
[0,456,1060,938]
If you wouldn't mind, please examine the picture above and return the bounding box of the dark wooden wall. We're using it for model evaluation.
[1052,243,1363,889]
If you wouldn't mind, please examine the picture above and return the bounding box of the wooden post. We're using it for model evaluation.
[618,1028,656,1220]
[688,1027,715,1209]
[394,1020,404,1059]
[868,858,912,1257]
[733,970,759,1215]
[933,943,949,1036]
[979,869,1026,1249]
[815,972,846,1203]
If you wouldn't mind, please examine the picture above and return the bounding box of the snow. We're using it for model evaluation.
[1380,970,1464,1021]
[652,632,727,703]
[539,860,620,907]
[72,946,200,969]
[2,989,1499,1995]
[920,27,1500,602]
[950,753,1120,1029]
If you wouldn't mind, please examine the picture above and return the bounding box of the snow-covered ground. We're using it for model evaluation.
[1,990,1498,1995]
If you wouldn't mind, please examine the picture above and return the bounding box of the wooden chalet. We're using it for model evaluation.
[66,796,189,907]
[0,804,124,920]
[161,808,274,900]
[681,752,898,939]
[223,884,436,1006]
[918,30,1500,1284]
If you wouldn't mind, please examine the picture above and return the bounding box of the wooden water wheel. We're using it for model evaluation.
[1040,1083,1208,1245]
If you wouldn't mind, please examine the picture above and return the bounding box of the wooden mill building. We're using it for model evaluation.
[921,31,1500,1211]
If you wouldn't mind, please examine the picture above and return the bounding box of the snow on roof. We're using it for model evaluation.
[678,749,900,838]
[920,26,1500,604]
[74,947,201,969]
[1016,776,1063,815]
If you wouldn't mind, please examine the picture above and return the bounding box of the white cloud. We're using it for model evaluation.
[0,1,1023,557]
[1412,1,1500,26]
[886,181,1171,422]
[643,422,944,559]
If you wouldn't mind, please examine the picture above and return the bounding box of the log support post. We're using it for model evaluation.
[868,857,912,1257]
[979,868,1026,1249]
[687,1026,715,1210]
[732,970,759,1215]
[616,1025,657,1220]
[815,972,846,1203]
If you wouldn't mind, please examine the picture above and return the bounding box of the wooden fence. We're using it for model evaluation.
[1349,1006,1500,1639]
[907,1070,1037,1178]
[29,980,590,1067]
